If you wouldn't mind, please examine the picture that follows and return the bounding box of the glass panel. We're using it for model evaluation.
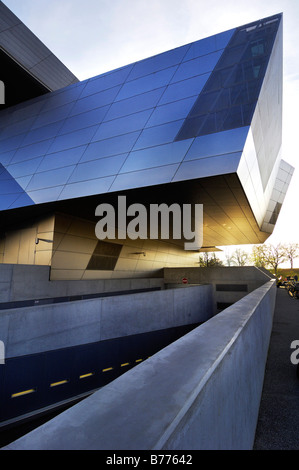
[80,65,133,98]
[9,192,34,209]
[171,50,223,83]
[128,45,189,81]
[28,186,64,204]
[0,133,26,154]
[80,131,140,162]
[145,96,197,128]
[7,156,44,178]
[158,74,210,105]
[41,83,85,112]
[0,116,36,141]
[175,115,207,141]
[175,16,280,141]
[215,29,236,49]
[11,139,53,164]
[21,121,63,146]
[183,36,218,62]
[0,178,23,195]
[0,150,16,166]
[58,176,114,200]
[133,120,184,151]
[47,126,98,154]
[109,164,179,192]
[37,146,87,172]
[91,109,152,142]
[115,67,177,102]
[6,99,46,125]
[103,88,164,122]
[0,194,20,210]
[31,102,74,130]
[68,154,127,183]
[184,127,249,160]
[68,86,121,116]
[58,105,110,135]
[172,153,240,182]
[120,140,192,173]
[26,166,75,191]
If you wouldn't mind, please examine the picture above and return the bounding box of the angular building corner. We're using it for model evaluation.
[0,5,293,280]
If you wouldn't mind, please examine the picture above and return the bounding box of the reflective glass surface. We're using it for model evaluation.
[185,127,249,160]
[58,176,115,200]
[11,139,53,164]
[158,74,210,105]
[9,192,34,209]
[68,154,127,183]
[175,15,281,141]
[91,109,152,142]
[80,65,133,98]
[115,67,177,101]
[28,185,65,204]
[0,14,282,211]
[68,86,121,116]
[172,153,241,182]
[145,96,197,128]
[47,126,98,154]
[80,131,140,162]
[41,83,85,112]
[37,146,87,172]
[7,156,44,178]
[133,120,184,151]
[109,164,179,192]
[31,102,74,130]
[104,88,164,122]
[58,105,110,135]
[171,50,223,83]
[120,140,192,173]
[26,166,75,191]
[127,46,189,81]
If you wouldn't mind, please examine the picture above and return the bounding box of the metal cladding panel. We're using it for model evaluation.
[0,13,284,214]
[0,1,78,91]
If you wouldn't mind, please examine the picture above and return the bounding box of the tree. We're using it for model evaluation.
[251,243,287,275]
[231,248,249,266]
[251,245,268,268]
[199,252,224,267]
[282,243,299,269]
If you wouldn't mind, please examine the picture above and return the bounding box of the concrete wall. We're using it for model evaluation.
[1,284,213,359]
[164,266,274,312]
[3,280,276,450]
[0,263,164,303]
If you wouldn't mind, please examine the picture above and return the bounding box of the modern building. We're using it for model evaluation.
[0,5,293,281]
[0,3,294,449]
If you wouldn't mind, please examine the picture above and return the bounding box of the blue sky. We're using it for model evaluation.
[2,0,299,252]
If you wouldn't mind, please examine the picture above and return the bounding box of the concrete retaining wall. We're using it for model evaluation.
[3,280,276,450]
[164,266,274,312]
[0,264,164,303]
[1,284,213,359]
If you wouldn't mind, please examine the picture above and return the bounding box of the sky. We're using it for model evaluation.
[2,0,299,259]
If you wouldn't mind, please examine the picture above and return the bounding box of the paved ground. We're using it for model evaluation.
[253,287,299,450]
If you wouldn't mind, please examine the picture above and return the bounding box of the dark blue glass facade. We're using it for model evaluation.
[0,14,282,211]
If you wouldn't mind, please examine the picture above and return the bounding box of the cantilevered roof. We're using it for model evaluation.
[0,11,293,248]
[0,1,78,107]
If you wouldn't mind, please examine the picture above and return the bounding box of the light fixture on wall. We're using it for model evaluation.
[35,238,53,245]
[131,251,146,257]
